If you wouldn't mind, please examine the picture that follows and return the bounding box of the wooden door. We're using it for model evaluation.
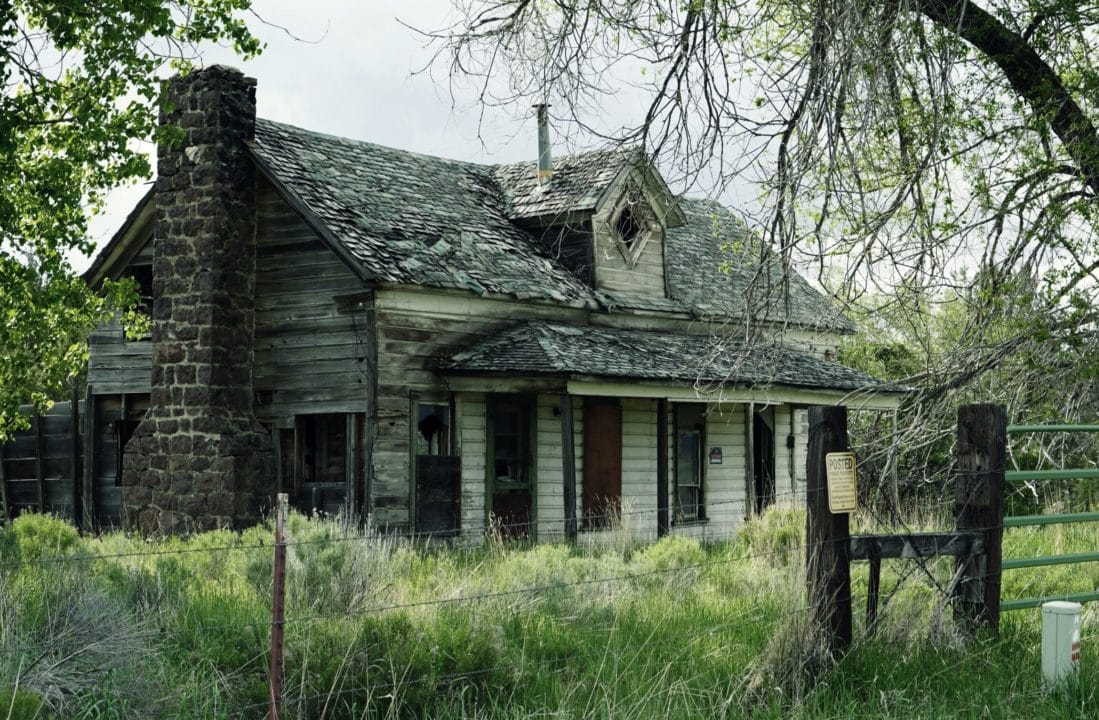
[583,402,622,529]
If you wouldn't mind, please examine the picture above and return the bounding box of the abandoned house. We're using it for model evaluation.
[0,66,902,538]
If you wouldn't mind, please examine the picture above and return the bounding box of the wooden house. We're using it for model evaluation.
[7,66,902,538]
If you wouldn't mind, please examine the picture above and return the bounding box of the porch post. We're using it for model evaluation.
[745,401,756,516]
[560,393,578,541]
[656,398,669,537]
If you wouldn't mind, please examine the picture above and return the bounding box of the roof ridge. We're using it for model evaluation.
[255,116,494,170]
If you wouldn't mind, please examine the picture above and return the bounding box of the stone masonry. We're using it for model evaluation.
[121,66,274,534]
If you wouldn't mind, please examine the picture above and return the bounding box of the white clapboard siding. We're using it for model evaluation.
[533,394,584,539]
[672,404,746,540]
[457,392,487,537]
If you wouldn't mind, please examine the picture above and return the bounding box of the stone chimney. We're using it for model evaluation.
[121,66,274,535]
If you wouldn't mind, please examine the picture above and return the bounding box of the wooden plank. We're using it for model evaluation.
[745,402,755,516]
[656,399,669,537]
[82,385,96,531]
[70,388,81,523]
[33,409,44,512]
[0,437,8,523]
[850,532,984,560]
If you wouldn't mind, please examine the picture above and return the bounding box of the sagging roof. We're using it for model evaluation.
[248,118,854,331]
[444,321,895,393]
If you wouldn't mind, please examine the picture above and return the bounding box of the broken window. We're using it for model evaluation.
[415,404,451,456]
[614,206,643,251]
[414,402,459,536]
[279,413,361,516]
[675,404,706,522]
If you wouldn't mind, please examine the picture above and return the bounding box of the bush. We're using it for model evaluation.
[737,507,805,563]
[11,514,79,562]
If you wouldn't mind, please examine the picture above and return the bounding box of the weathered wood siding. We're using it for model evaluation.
[372,290,586,529]
[673,404,747,540]
[252,180,370,422]
[1,401,83,519]
[89,393,149,528]
[457,392,486,533]
[534,394,582,540]
[590,223,667,297]
[772,405,809,504]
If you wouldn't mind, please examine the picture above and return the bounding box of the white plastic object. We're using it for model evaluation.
[1041,601,1081,686]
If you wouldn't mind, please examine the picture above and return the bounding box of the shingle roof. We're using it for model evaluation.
[250,119,597,304]
[666,200,856,332]
[444,321,895,392]
[249,118,853,331]
[492,148,632,222]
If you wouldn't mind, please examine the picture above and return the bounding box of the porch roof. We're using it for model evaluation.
[442,321,903,394]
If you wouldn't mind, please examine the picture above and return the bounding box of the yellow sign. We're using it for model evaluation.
[825,452,857,513]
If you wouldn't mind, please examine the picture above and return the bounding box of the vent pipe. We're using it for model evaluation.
[535,103,552,185]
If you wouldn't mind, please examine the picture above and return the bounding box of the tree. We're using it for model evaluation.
[431,0,1099,401]
[0,1,261,439]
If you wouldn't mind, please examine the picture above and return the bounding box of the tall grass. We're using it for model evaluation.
[0,508,1095,719]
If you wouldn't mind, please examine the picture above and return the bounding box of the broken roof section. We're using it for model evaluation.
[444,321,893,393]
[77,116,851,331]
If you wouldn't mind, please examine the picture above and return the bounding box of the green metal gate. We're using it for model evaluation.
[1001,423,1099,611]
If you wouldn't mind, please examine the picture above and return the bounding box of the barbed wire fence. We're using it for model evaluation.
[2,416,1096,718]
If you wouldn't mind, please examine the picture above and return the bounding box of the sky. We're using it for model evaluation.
[83,0,579,270]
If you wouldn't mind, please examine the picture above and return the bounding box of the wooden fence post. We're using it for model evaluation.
[954,403,1006,632]
[806,406,852,653]
[270,493,288,720]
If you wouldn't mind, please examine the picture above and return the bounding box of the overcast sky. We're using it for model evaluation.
[84,1,546,269]
[84,0,755,271]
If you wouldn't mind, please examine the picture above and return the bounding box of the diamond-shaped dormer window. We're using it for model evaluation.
[610,190,657,268]
[615,206,643,251]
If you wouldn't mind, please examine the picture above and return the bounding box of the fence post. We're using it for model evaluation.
[806,406,852,653]
[954,404,1006,632]
[270,492,288,719]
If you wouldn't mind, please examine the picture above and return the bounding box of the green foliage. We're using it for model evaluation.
[0,1,262,440]
[0,688,52,720]
[10,513,79,562]
[736,506,805,563]
[1,513,1097,718]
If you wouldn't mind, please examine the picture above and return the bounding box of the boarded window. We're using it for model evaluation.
[675,404,706,522]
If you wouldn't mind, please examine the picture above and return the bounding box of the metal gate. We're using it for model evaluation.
[1001,423,1099,611]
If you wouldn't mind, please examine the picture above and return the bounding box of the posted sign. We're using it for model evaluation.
[825,452,857,513]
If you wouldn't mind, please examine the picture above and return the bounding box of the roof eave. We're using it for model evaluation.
[82,187,155,288]
[246,142,378,286]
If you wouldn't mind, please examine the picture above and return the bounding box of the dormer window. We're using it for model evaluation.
[615,206,643,251]
[609,190,657,268]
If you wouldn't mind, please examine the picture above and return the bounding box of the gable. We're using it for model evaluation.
[249,118,597,307]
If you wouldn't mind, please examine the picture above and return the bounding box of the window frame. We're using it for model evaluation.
[673,403,707,523]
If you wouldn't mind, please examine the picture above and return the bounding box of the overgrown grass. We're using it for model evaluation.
[0,508,1096,719]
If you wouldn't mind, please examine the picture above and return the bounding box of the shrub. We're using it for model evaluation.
[11,514,79,563]
[737,507,805,563]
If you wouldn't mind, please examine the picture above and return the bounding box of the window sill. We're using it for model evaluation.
[672,518,709,528]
